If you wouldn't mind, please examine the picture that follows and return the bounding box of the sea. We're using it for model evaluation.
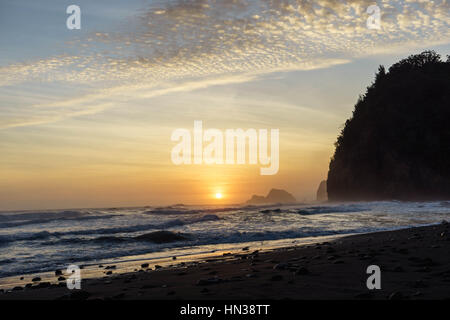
[1,201,450,278]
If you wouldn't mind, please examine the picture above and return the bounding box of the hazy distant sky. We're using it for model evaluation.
[0,0,449,210]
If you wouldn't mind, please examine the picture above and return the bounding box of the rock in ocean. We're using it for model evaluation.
[246,188,296,204]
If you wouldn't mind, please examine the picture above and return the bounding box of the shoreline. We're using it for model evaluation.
[0,221,441,287]
[0,233,353,290]
[1,222,449,300]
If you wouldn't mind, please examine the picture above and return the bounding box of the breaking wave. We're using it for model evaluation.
[295,205,370,215]
[0,210,121,229]
[0,214,219,244]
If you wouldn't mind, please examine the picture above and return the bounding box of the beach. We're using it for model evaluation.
[2,201,450,281]
[1,221,449,300]
[1,0,449,309]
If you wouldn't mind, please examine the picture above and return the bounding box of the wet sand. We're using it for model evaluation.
[1,222,449,300]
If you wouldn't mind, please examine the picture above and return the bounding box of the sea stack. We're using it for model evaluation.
[316,180,328,202]
[246,188,296,204]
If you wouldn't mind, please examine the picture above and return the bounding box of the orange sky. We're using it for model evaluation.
[0,0,449,210]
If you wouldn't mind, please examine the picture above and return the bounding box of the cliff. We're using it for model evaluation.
[327,51,450,201]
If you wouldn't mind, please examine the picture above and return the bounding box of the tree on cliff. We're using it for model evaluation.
[327,51,450,201]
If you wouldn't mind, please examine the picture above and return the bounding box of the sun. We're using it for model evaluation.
[215,192,223,199]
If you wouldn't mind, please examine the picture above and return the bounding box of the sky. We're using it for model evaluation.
[0,0,449,210]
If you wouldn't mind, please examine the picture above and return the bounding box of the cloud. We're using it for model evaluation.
[2,58,347,129]
[0,0,449,128]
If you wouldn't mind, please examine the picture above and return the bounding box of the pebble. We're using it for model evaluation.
[141,284,156,289]
[417,266,431,273]
[196,277,223,286]
[295,267,309,275]
[270,275,283,281]
[354,292,372,299]
[70,290,91,300]
[273,263,288,270]
[413,280,427,288]
[36,282,51,288]
[388,291,404,300]
[393,266,405,272]
[412,291,422,297]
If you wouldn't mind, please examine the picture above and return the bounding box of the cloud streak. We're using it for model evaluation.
[0,0,449,128]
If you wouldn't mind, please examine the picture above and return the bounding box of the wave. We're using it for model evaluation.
[0,226,353,278]
[0,258,16,265]
[196,226,386,246]
[0,214,219,244]
[256,204,369,215]
[144,205,256,215]
[40,230,191,247]
[439,201,450,208]
[0,210,121,229]
[39,225,374,248]
[295,205,370,215]
[0,231,54,243]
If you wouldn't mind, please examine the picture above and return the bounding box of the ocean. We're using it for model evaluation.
[1,201,449,278]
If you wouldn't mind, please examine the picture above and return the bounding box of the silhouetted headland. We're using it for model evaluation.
[328,51,450,201]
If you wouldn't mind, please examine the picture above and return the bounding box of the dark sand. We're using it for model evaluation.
[1,222,449,300]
